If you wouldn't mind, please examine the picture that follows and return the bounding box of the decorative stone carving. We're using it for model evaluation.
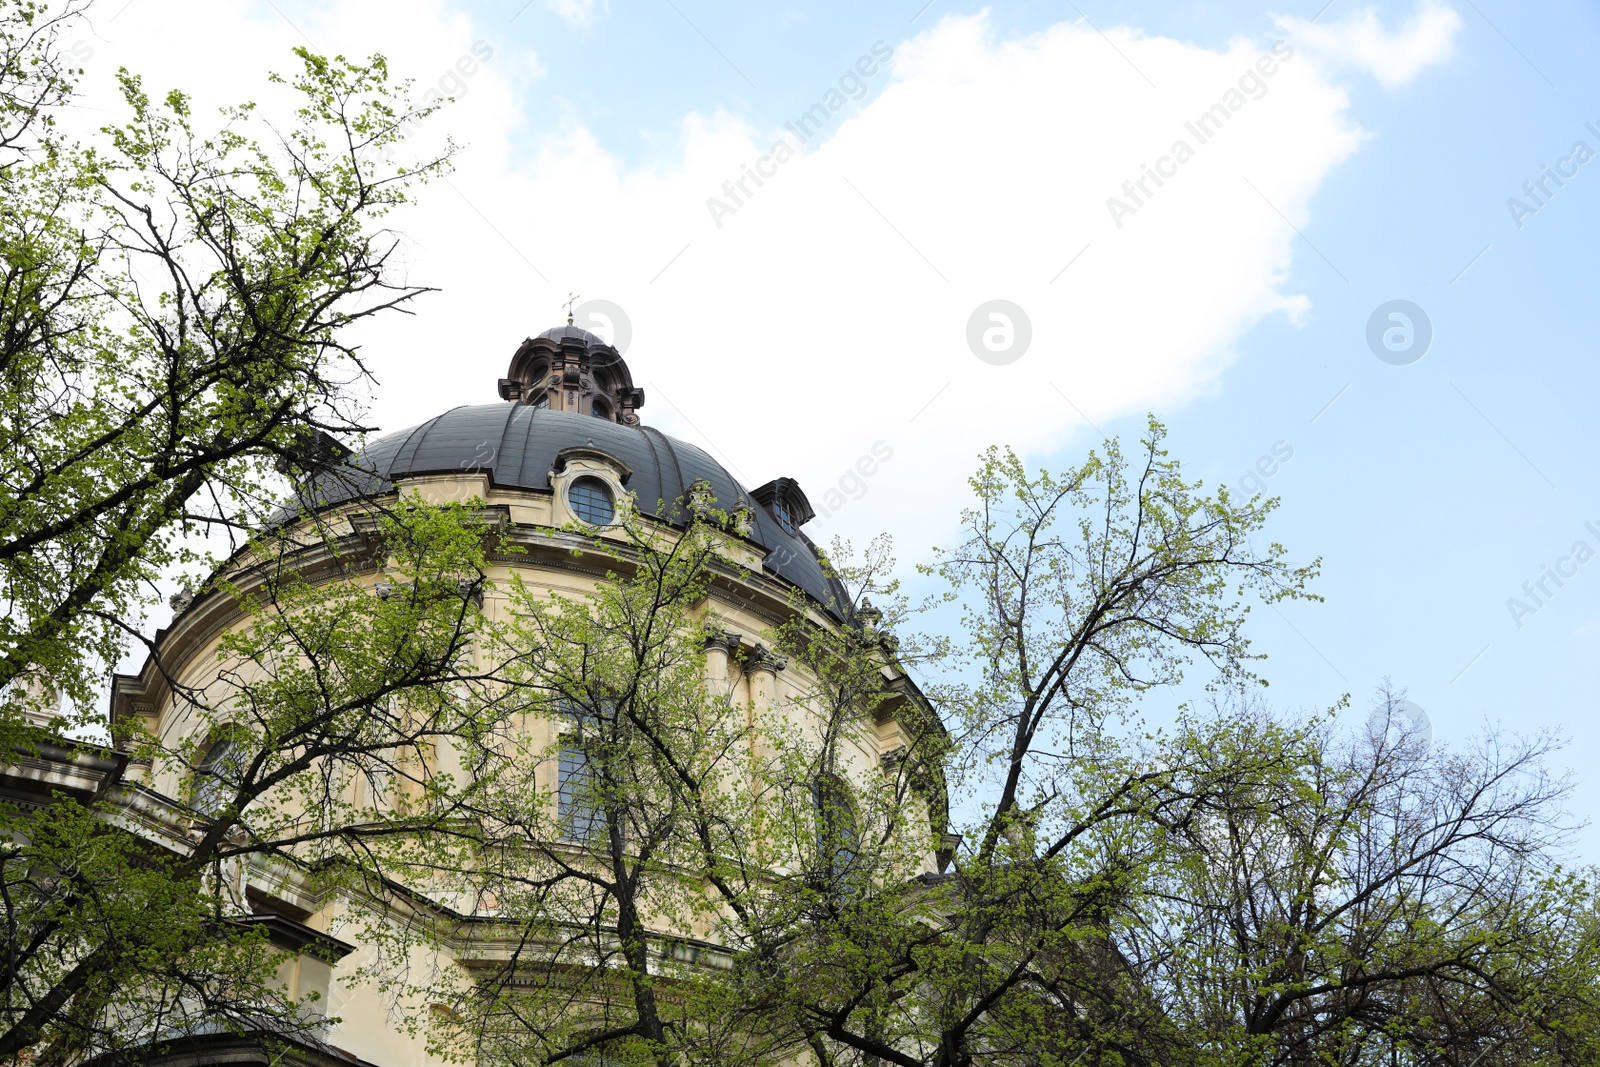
[552,446,633,486]
[688,478,715,520]
[17,674,61,727]
[936,832,964,873]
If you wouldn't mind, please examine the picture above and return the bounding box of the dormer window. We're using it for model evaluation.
[552,446,632,530]
[752,477,815,536]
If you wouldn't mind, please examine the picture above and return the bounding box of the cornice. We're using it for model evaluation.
[113,493,927,754]
[0,736,126,808]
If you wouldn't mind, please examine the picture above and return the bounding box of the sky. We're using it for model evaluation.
[71,0,1600,849]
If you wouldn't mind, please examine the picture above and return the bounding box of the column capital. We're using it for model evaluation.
[745,644,787,674]
[702,630,743,653]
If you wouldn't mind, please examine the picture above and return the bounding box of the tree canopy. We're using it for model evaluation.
[0,0,450,726]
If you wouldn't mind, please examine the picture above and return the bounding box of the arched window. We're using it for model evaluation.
[557,744,604,843]
[556,696,611,844]
[194,736,244,818]
[590,398,610,420]
[813,775,858,881]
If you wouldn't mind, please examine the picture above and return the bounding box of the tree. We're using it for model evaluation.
[0,499,524,1065]
[1124,689,1600,1067]
[747,419,1318,1067]
[0,2,488,1058]
[747,422,1600,1067]
[360,500,940,1067]
[0,0,451,729]
[421,506,752,1067]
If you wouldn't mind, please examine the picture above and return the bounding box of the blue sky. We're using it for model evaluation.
[468,0,1600,842]
[86,0,1600,848]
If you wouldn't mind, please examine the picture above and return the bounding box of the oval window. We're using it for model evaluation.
[568,476,615,525]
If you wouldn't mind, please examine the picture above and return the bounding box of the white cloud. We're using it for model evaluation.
[539,0,602,29]
[69,3,1453,555]
[1276,1,1461,90]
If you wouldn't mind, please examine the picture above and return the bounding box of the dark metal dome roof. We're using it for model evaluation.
[533,324,608,347]
[298,404,847,618]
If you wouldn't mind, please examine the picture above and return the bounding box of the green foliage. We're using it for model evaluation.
[1127,699,1600,1067]
[0,6,477,1054]
[0,495,515,1064]
[0,793,339,1067]
[0,0,451,730]
[767,421,1599,1067]
[356,505,940,1067]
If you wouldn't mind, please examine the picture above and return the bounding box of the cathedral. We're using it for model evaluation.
[6,321,946,1067]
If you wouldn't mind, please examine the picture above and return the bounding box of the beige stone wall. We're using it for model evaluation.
[123,481,938,1067]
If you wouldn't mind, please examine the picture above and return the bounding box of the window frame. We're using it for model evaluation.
[813,774,860,883]
[567,475,616,526]
[772,496,794,533]
[557,742,606,844]
[193,734,245,818]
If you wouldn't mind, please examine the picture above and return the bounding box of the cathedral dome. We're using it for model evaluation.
[92,322,941,1067]
[295,323,846,617]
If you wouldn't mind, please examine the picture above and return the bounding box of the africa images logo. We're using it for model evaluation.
[966,301,1032,365]
[1505,120,1600,229]
[1365,300,1433,365]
